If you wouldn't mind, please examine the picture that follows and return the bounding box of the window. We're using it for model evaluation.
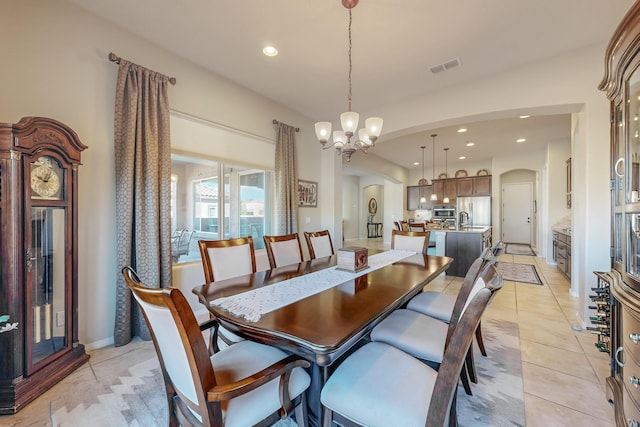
[171,154,271,263]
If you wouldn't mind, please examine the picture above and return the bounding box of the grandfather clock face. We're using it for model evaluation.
[30,156,64,200]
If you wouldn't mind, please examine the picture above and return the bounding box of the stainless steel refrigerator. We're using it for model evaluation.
[456,196,491,226]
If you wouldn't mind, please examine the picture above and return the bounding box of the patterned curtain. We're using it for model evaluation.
[274,122,299,234]
[113,60,172,346]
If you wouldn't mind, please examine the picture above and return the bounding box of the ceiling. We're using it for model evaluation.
[68,0,633,173]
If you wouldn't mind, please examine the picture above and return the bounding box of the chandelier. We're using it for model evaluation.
[314,0,383,162]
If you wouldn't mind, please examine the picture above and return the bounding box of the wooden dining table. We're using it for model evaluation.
[192,251,453,426]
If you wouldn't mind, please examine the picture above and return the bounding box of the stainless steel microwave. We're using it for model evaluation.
[433,205,456,219]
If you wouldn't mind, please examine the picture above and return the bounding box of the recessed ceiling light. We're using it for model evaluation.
[263,46,278,57]
[519,115,530,119]
[413,161,420,166]
[458,156,466,160]
[517,138,526,143]
[457,128,467,133]
[465,141,474,147]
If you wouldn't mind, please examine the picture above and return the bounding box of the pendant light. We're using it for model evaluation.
[418,145,427,204]
[443,147,450,204]
[430,134,438,201]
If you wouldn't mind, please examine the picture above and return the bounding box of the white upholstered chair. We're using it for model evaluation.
[408,222,426,232]
[303,230,334,260]
[263,233,304,268]
[198,237,257,351]
[320,263,503,427]
[369,258,499,396]
[198,236,257,283]
[391,229,430,254]
[122,266,311,427]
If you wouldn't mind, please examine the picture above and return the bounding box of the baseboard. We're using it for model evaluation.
[84,336,115,351]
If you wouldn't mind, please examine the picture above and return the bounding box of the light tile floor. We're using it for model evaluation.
[356,238,615,426]
[0,238,615,426]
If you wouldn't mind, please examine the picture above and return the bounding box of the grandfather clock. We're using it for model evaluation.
[0,117,89,413]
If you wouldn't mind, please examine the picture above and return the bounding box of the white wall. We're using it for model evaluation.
[342,175,360,241]
[1,0,615,347]
[384,181,405,244]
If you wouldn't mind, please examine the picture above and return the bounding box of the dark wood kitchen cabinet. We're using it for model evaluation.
[407,185,433,210]
[457,175,491,196]
[0,117,89,414]
[432,179,457,203]
[555,230,571,280]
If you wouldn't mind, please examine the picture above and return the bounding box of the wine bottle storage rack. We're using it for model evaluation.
[590,272,612,354]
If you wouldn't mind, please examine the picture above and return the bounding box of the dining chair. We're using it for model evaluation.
[369,258,498,396]
[393,220,402,231]
[122,266,311,427]
[263,233,304,268]
[408,222,426,232]
[198,237,257,283]
[391,229,430,254]
[320,263,503,427]
[406,241,503,359]
[303,230,334,260]
[198,236,257,351]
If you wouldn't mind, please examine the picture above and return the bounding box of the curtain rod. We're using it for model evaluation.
[272,119,299,132]
[108,52,176,85]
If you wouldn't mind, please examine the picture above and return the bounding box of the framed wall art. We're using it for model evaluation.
[298,179,318,207]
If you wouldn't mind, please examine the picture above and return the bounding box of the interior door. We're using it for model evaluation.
[502,182,532,244]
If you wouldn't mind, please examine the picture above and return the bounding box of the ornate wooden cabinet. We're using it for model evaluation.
[0,117,89,414]
[601,3,640,425]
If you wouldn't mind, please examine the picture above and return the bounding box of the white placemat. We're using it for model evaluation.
[211,249,416,322]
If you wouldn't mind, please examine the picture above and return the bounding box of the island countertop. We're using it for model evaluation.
[427,225,491,234]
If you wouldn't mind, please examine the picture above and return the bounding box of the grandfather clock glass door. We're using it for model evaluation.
[26,156,69,373]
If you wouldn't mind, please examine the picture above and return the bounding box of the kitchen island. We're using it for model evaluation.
[425,225,492,277]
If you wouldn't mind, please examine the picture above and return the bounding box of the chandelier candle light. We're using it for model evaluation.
[314,0,383,162]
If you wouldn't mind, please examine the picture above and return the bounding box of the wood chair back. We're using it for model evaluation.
[408,222,426,232]
[426,264,503,426]
[487,240,505,260]
[446,260,501,344]
[304,230,335,259]
[198,236,256,283]
[391,229,431,254]
[122,266,221,425]
[122,266,311,427]
[263,233,304,268]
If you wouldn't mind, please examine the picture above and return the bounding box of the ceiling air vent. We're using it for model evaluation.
[430,57,461,74]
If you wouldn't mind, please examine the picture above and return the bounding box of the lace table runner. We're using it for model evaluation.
[211,249,416,322]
